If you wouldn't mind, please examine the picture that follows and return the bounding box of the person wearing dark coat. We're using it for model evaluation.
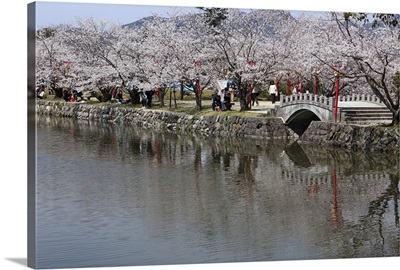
[145,89,155,107]
[211,93,222,111]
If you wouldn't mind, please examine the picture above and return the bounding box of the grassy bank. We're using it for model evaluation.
[39,92,269,118]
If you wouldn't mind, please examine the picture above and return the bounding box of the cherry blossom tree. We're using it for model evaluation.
[301,12,400,124]
[36,7,399,122]
[36,26,79,98]
[287,12,362,96]
[63,17,154,103]
[335,12,400,124]
[139,11,219,110]
[203,8,300,110]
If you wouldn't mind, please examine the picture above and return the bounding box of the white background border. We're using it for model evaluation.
[2,1,399,270]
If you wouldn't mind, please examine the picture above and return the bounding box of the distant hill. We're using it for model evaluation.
[122,15,165,28]
[122,9,295,29]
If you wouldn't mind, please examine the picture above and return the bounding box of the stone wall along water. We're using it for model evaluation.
[36,101,296,139]
[301,121,399,153]
[36,101,399,152]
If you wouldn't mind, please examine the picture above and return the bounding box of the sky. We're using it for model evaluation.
[33,1,312,29]
[1,1,400,270]
[34,0,400,29]
[35,1,199,28]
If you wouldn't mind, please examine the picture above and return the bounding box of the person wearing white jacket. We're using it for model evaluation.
[268,81,277,104]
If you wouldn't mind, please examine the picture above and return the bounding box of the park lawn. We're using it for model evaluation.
[38,93,269,118]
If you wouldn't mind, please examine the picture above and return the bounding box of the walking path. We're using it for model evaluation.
[171,98,389,115]
[248,100,278,113]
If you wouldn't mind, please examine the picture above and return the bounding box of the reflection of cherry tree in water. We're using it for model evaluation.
[363,172,400,249]
[328,172,400,258]
[366,173,399,227]
[152,135,162,164]
[237,154,258,185]
[355,172,399,257]
[282,142,399,256]
[194,143,202,171]
[208,138,250,171]
[330,168,343,229]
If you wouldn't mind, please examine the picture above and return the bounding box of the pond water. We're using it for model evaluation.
[35,116,400,269]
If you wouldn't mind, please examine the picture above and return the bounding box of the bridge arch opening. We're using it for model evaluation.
[286,109,321,136]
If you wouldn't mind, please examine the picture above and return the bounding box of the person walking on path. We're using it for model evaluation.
[268,81,277,104]
[251,82,260,106]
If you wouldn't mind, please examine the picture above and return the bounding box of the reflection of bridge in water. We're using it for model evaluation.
[276,93,392,135]
[278,141,390,187]
[279,155,393,229]
[280,167,388,187]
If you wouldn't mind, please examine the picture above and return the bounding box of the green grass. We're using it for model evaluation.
[39,94,270,118]
[152,103,268,118]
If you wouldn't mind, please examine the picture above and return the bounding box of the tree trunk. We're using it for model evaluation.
[194,86,202,110]
[180,83,184,100]
[393,108,400,125]
[52,87,63,99]
[239,83,251,111]
[173,90,177,108]
[99,86,113,102]
[128,89,140,105]
[159,87,165,107]
[169,88,172,108]
[234,75,250,111]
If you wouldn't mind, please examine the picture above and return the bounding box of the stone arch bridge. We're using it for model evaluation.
[275,93,392,135]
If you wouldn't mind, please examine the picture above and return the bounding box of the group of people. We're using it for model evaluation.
[62,89,84,102]
[248,81,279,106]
[37,81,282,108]
[139,89,155,109]
[211,87,234,111]
[211,81,281,111]
[113,90,131,104]
[108,88,128,104]
[36,85,47,99]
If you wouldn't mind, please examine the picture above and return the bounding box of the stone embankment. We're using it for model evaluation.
[36,101,296,139]
[300,121,399,153]
[36,101,399,153]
